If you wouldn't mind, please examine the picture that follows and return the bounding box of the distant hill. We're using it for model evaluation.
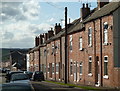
[0,48,29,62]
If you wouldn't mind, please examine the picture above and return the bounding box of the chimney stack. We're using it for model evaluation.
[80,3,90,20]
[54,23,61,35]
[39,34,44,44]
[48,28,54,38]
[97,0,109,9]
[35,36,39,46]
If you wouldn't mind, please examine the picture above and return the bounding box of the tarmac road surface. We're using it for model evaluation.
[31,81,85,91]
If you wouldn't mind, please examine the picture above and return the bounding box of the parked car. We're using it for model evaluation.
[10,73,30,83]
[1,82,34,91]
[32,71,45,81]
[5,71,23,82]
[24,71,33,79]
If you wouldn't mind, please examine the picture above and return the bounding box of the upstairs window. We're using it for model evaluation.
[70,35,73,51]
[79,37,83,50]
[103,22,108,45]
[88,27,92,47]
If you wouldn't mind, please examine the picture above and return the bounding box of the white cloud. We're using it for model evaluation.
[1,1,40,22]
[1,21,53,48]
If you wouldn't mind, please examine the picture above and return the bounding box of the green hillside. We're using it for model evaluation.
[0,48,29,62]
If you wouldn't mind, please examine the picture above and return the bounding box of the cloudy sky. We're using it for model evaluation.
[0,0,99,48]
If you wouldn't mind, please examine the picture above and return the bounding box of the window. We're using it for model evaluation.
[70,35,73,51]
[52,63,54,74]
[88,56,92,74]
[80,62,83,75]
[103,22,108,45]
[51,44,55,55]
[55,42,59,53]
[79,37,83,50]
[70,59,73,75]
[104,56,108,76]
[48,64,50,73]
[88,27,92,47]
[56,63,59,74]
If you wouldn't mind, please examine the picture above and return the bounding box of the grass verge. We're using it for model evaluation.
[45,80,101,90]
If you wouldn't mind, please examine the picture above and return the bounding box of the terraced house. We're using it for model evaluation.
[29,0,120,88]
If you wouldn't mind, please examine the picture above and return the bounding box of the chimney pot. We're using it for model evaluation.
[86,3,88,8]
[82,3,85,8]
[55,23,57,26]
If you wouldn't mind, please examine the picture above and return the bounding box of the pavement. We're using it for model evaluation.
[0,73,6,84]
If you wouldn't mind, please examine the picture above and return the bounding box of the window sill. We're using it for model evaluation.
[88,73,92,76]
[103,43,109,46]
[103,75,109,79]
[79,48,83,51]
[56,72,59,74]
[80,74,82,76]
[70,50,72,52]
[88,44,92,48]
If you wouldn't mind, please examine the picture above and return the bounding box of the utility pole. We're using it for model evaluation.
[65,7,68,84]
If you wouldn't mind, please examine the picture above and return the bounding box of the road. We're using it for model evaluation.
[1,73,83,91]
[31,81,84,91]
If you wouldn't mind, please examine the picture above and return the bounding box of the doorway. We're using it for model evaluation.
[95,56,100,86]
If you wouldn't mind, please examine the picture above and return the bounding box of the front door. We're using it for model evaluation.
[95,56,100,86]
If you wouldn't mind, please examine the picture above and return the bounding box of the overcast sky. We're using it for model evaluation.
[0,0,99,48]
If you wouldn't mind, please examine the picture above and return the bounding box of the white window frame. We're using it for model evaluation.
[79,37,83,50]
[103,22,108,45]
[88,56,92,76]
[88,27,92,47]
[103,56,109,79]
[56,63,59,74]
[79,62,83,75]
[52,63,55,74]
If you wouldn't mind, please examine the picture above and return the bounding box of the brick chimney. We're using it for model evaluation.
[39,34,44,44]
[35,36,39,46]
[54,23,61,35]
[80,3,90,20]
[48,28,54,38]
[97,0,109,9]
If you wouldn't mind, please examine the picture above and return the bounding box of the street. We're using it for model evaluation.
[31,81,84,91]
[0,73,84,91]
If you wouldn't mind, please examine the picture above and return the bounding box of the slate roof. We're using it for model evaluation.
[84,1,120,23]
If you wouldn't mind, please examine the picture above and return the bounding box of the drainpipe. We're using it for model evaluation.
[93,21,97,84]
[46,46,48,80]
[39,47,41,71]
[54,41,56,81]
[60,38,62,81]
[100,18,103,86]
